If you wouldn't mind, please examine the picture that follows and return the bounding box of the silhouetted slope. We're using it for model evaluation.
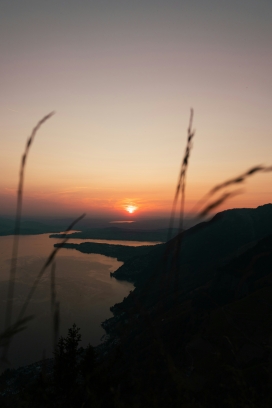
[112,204,272,286]
[208,232,272,306]
[97,205,272,406]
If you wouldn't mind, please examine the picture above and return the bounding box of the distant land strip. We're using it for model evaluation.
[50,227,179,242]
[53,241,162,262]
[0,219,63,236]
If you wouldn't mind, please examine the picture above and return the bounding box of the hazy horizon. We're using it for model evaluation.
[2,202,272,233]
[0,213,193,231]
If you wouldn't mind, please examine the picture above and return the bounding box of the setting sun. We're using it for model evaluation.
[125,205,138,214]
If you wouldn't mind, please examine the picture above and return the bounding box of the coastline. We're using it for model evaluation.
[0,241,154,396]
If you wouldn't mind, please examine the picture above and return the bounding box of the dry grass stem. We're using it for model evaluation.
[168,109,195,240]
[192,165,272,218]
[197,189,243,218]
[17,213,85,322]
[50,262,60,351]
[0,111,86,366]
[50,262,56,311]
[1,213,85,365]
[5,112,55,333]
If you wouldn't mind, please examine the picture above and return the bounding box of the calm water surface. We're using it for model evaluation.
[0,234,155,369]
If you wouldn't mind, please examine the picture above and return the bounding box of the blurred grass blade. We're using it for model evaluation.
[17,213,85,322]
[168,109,195,240]
[5,112,55,333]
[50,262,56,311]
[192,165,272,217]
[197,190,243,218]
[50,262,60,351]
[1,213,85,364]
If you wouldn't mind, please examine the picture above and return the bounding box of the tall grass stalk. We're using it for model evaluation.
[17,213,85,322]
[0,213,85,364]
[4,112,55,333]
[0,112,85,366]
[193,165,272,218]
[50,262,60,351]
[168,109,195,240]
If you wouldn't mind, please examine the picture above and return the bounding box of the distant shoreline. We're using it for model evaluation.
[53,241,160,263]
[49,227,177,243]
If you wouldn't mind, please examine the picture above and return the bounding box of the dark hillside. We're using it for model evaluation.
[112,203,272,286]
[97,205,272,406]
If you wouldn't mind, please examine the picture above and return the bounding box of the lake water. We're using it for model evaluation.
[0,234,157,370]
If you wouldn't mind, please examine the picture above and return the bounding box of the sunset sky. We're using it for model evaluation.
[1,0,272,219]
